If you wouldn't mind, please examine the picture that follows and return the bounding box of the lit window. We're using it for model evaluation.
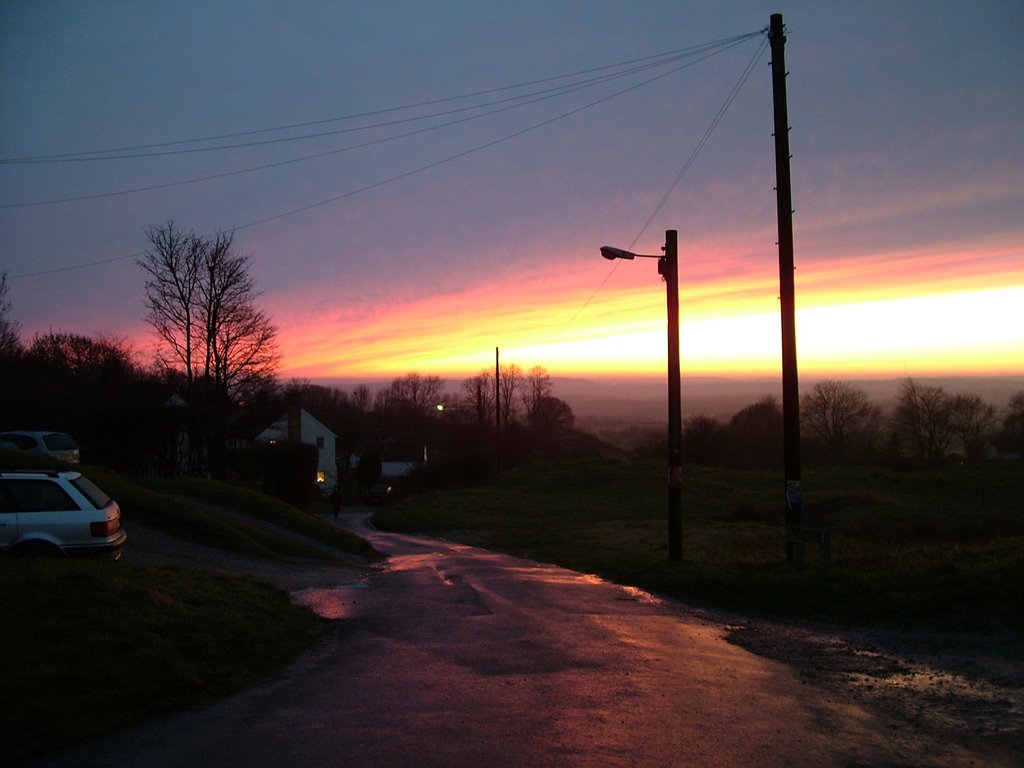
[316,471,326,484]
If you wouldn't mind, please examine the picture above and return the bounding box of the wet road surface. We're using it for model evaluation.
[33,512,899,767]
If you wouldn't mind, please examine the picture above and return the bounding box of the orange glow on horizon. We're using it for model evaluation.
[269,238,1024,382]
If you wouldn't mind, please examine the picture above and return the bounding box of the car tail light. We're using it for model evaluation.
[91,518,120,537]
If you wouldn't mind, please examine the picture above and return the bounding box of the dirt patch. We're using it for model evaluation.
[724,617,1024,766]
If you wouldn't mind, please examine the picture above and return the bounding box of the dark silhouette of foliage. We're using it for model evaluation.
[682,415,728,465]
[257,442,319,511]
[801,379,882,464]
[726,396,783,469]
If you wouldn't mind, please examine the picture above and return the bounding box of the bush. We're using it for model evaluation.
[256,442,319,510]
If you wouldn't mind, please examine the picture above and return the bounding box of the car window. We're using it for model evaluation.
[43,433,78,451]
[70,475,112,509]
[0,479,81,512]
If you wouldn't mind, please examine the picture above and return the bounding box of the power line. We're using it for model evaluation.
[560,31,770,329]
[8,30,766,280]
[2,34,760,209]
[0,33,762,164]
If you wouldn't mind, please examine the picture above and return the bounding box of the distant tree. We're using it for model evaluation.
[996,390,1024,455]
[801,379,881,463]
[528,395,574,434]
[948,393,998,461]
[498,363,522,427]
[0,270,21,358]
[16,332,156,469]
[892,378,954,466]
[682,414,728,465]
[386,372,444,416]
[461,370,495,428]
[727,396,783,469]
[283,379,353,430]
[27,332,138,378]
[522,365,553,422]
[351,384,373,413]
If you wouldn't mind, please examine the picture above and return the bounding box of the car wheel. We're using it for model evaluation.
[12,541,63,558]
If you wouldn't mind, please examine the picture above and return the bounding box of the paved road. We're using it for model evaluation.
[34,513,895,767]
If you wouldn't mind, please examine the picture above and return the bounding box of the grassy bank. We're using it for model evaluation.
[1,559,324,763]
[0,459,375,764]
[373,459,1024,630]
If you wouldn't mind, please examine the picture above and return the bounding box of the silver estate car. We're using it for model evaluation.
[0,469,126,559]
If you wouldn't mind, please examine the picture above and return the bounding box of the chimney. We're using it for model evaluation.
[287,395,301,443]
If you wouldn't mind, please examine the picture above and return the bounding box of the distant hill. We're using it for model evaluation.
[550,375,1024,435]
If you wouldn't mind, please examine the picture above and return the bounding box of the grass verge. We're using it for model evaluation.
[0,455,379,763]
[373,458,1024,631]
[1,559,325,764]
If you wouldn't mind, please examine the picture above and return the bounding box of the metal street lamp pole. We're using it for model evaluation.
[601,230,683,561]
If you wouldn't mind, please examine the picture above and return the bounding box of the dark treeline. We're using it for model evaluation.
[2,269,1021,489]
[0,328,611,490]
[2,329,1021,482]
[634,379,1024,471]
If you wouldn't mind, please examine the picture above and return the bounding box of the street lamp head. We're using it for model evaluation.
[600,245,635,260]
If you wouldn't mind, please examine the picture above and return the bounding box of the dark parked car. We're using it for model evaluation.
[365,483,392,505]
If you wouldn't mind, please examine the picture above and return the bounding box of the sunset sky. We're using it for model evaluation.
[2,1,1021,385]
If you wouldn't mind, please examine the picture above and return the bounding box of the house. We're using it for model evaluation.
[380,438,427,479]
[255,406,338,490]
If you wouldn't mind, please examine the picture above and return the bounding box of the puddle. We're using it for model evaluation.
[291,583,368,619]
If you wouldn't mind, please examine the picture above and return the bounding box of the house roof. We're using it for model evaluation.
[255,408,336,443]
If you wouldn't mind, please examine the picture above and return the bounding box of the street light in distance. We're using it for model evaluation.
[599,230,683,561]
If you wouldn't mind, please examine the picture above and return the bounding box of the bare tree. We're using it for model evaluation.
[351,384,373,414]
[0,269,22,357]
[498,363,522,427]
[139,223,278,400]
[801,379,881,462]
[138,222,279,475]
[461,370,495,428]
[138,222,203,390]
[27,332,137,377]
[386,372,444,416]
[949,393,998,461]
[199,231,280,402]
[522,365,553,422]
[892,378,954,465]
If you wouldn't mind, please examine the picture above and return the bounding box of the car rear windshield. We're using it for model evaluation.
[43,433,78,450]
[70,475,113,509]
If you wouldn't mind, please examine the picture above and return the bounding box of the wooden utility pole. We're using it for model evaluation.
[661,230,683,561]
[495,346,501,473]
[770,13,803,560]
